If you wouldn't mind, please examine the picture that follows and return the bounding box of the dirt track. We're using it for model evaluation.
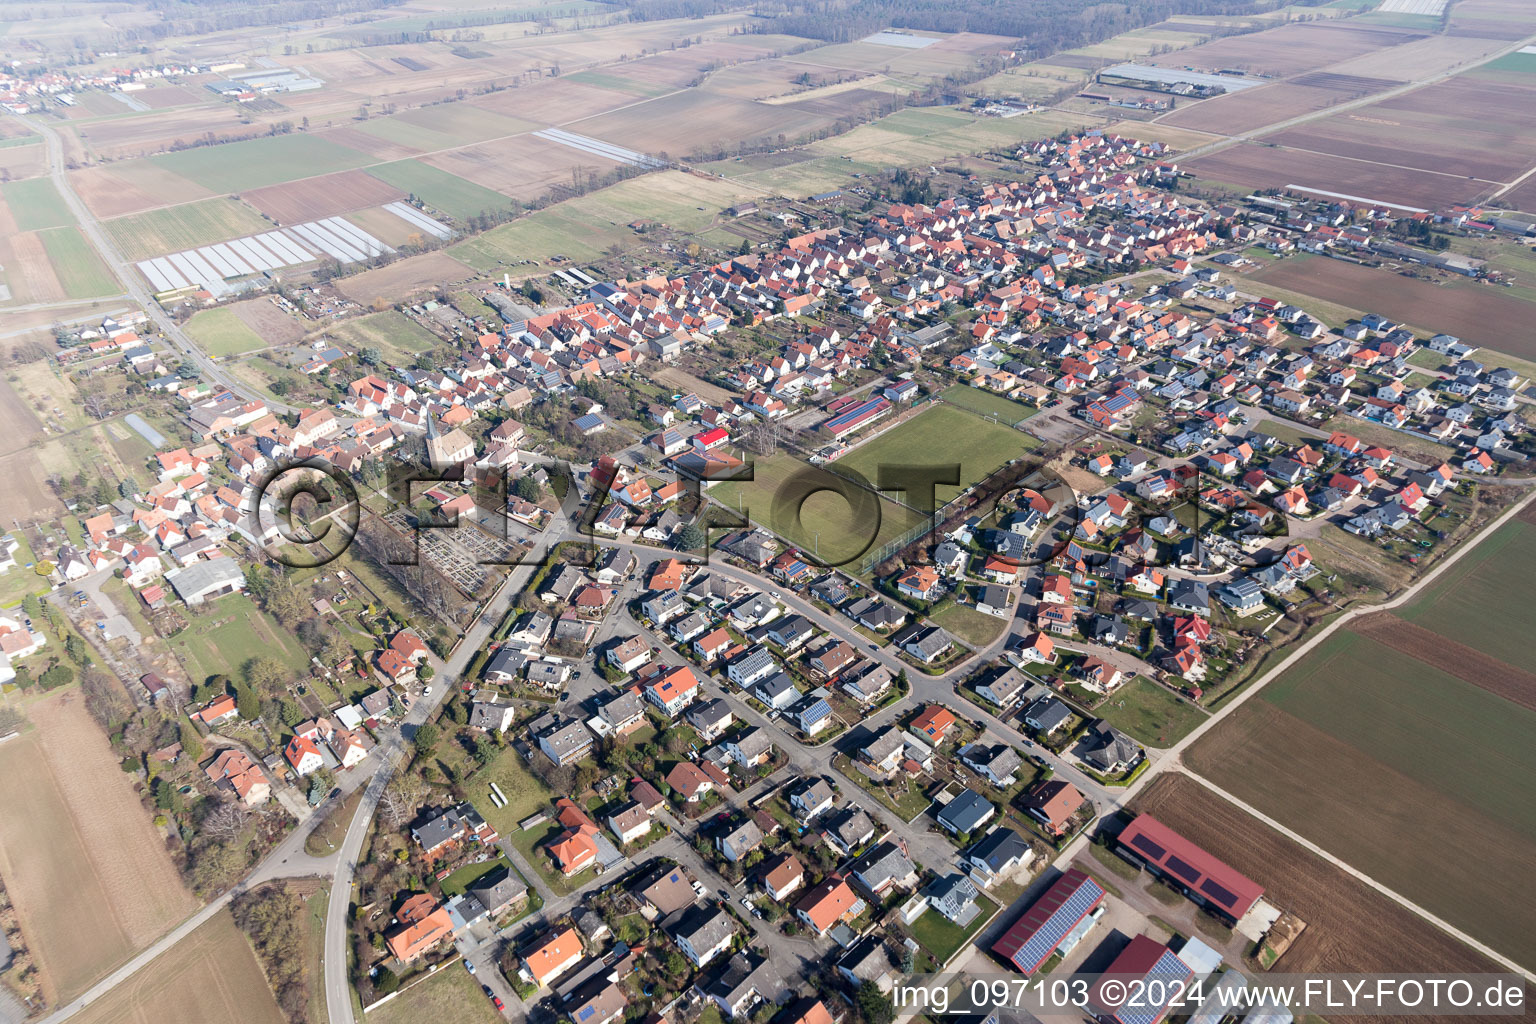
[1351,611,1536,712]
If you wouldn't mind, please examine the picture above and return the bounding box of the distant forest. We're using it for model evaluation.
[138,0,407,38]
[618,0,1329,45]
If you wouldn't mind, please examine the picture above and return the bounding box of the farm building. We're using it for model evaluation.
[1115,815,1265,924]
[1088,935,1195,1024]
[992,868,1106,974]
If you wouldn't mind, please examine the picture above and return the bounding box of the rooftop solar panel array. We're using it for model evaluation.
[1114,949,1194,1024]
[1166,855,1200,883]
[1000,873,1105,973]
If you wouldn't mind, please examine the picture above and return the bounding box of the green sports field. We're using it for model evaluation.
[709,452,931,573]
[940,384,1038,425]
[3,177,73,231]
[148,135,371,193]
[832,404,1035,508]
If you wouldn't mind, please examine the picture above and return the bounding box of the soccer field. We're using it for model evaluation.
[709,453,932,573]
[833,404,1035,508]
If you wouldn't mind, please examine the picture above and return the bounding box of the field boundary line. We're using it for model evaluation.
[1165,29,1536,162]
[1172,765,1536,981]
[1139,484,1536,774]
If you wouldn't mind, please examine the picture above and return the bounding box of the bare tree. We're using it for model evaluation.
[201,802,251,843]
[377,773,425,830]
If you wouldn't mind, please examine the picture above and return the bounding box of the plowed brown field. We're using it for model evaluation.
[1134,773,1530,1024]
[1350,611,1536,711]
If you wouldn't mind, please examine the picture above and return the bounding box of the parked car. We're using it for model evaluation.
[492,996,504,1011]
[465,960,476,975]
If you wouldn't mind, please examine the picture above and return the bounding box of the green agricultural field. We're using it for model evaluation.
[3,177,72,230]
[327,311,440,363]
[365,160,512,220]
[709,452,932,574]
[38,227,119,297]
[566,69,673,98]
[940,384,1038,425]
[1095,677,1207,748]
[452,204,624,270]
[185,307,267,357]
[1396,517,1536,671]
[1189,618,1536,967]
[102,197,272,261]
[1261,630,1536,839]
[169,592,311,685]
[148,134,370,193]
[833,404,1034,508]
[451,169,762,270]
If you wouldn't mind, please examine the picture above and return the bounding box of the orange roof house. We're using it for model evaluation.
[910,705,957,744]
[522,927,584,987]
[793,876,864,936]
[196,694,238,725]
[385,893,454,963]
[647,558,687,591]
[546,797,600,875]
[389,630,429,664]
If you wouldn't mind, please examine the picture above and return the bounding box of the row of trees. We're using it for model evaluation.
[232,885,311,1024]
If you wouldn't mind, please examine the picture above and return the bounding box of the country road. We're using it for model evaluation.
[13,111,297,414]
[1159,29,1536,173]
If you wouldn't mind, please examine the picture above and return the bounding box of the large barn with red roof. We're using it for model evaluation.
[1114,814,1264,924]
[992,867,1106,974]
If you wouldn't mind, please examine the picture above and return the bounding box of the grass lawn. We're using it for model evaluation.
[1095,677,1207,748]
[930,601,1006,648]
[473,747,555,836]
[3,177,73,230]
[149,134,371,193]
[103,197,273,262]
[328,311,440,363]
[834,405,1034,508]
[506,819,595,896]
[305,788,363,856]
[367,959,502,1024]
[365,160,512,220]
[185,307,268,357]
[940,384,1038,425]
[1252,419,1313,446]
[708,452,932,575]
[909,894,998,963]
[838,757,933,822]
[438,855,514,897]
[39,227,120,298]
[170,592,311,686]
[0,536,48,610]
